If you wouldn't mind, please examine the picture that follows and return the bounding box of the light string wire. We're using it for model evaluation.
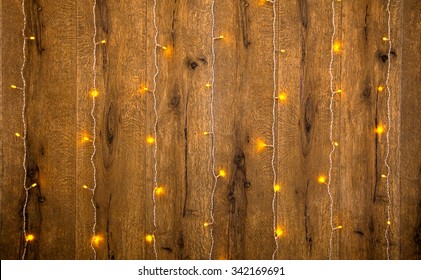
[327,0,337,260]
[20,0,29,260]
[270,0,279,260]
[88,0,99,260]
[384,0,392,260]
[208,0,218,260]
[152,0,160,260]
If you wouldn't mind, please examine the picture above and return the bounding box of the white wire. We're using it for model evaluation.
[152,0,160,260]
[208,0,218,260]
[20,0,29,260]
[89,0,98,260]
[270,0,279,261]
[384,0,392,260]
[327,0,337,260]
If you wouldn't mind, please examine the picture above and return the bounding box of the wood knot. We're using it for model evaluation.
[38,196,45,203]
[380,54,388,62]
[190,61,198,70]
[170,93,180,108]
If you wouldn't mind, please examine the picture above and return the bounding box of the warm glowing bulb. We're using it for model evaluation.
[90,89,99,98]
[92,235,102,246]
[275,227,283,237]
[218,169,226,178]
[333,41,341,53]
[387,221,391,225]
[375,125,385,135]
[280,49,286,53]
[25,234,35,242]
[257,139,269,151]
[145,234,154,243]
[333,141,339,147]
[100,39,106,44]
[29,36,35,40]
[203,131,212,136]
[336,89,342,93]
[82,185,89,189]
[205,83,211,89]
[203,222,209,227]
[15,132,21,137]
[11,85,17,89]
[156,44,167,50]
[381,174,387,178]
[214,35,224,40]
[274,184,281,192]
[155,187,164,196]
[277,92,287,102]
[382,37,389,41]
[377,86,384,92]
[142,86,149,91]
[30,183,37,188]
[337,225,343,229]
[146,136,155,144]
[318,175,327,184]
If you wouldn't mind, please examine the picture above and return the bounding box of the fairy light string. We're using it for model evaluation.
[384,0,392,260]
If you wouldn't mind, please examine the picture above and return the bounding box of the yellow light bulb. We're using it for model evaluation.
[92,235,102,246]
[205,83,211,89]
[30,183,37,188]
[387,221,391,225]
[336,89,342,93]
[203,222,209,227]
[375,125,385,135]
[82,185,89,189]
[337,225,343,229]
[218,169,226,178]
[203,131,211,136]
[100,39,106,44]
[145,234,154,243]
[142,86,149,91]
[381,174,387,178]
[29,36,35,40]
[257,139,268,151]
[275,227,283,237]
[382,37,389,41]
[15,132,21,137]
[333,41,341,53]
[214,35,224,40]
[280,49,286,53]
[155,187,164,196]
[90,89,99,98]
[25,234,35,242]
[333,141,339,147]
[146,136,155,144]
[278,92,287,102]
[318,175,327,184]
[274,184,281,192]
[377,86,384,92]
[11,85,17,89]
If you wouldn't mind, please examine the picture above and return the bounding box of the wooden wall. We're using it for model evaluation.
[1,0,420,260]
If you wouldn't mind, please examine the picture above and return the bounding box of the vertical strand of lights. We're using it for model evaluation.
[89,0,99,260]
[151,0,160,260]
[384,0,392,260]
[270,0,279,260]
[20,0,29,260]
[208,0,218,260]
[327,0,338,260]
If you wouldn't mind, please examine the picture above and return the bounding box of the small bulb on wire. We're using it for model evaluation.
[382,37,389,41]
[92,235,102,246]
[205,83,211,89]
[273,184,281,192]
[213,35,224,40]
[28,36,35,40]
[377,86,384,92]
[387,221,391,225]
[381,174,387,178]
[335,89,342,94]
[15,132,22,138]
[203,131,213,136]
[30,183,37,188]
[25,234,35,242]
[334,225,343,230]
[375,125,385,135]
[333,141,339,147]
[156,44,167,50]
[203,222,209,227]
[280,49,286,53]
[275,227,283,237]
[145,234,154,243]
[155,187,164,196]
[218,169,226,178]
[276,92,287,102]
[82,185,89,189]
[257,139,272,151]
[90,89,99,98]
[146,136,155,144]
[318,175,327,184]
[333,41,341,53]
[10,85,23,90]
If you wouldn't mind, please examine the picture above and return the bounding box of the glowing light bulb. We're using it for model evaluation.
[377,86,384,92]
[277,92,287,102]
[336,89,342,93]
[218,169,226,178]
[30,183,37,188]
[146,136,155,144]
[257,139,270,151]
[275,227,283,237]
[145,234,154,243]
[82,185,89,189]
[318,175,327,184]
[333,141,339,147]
[205,83,211,89]
[90,89,99,98]
[214,35,224,40]
[382,37,389,41]
[381,174,387,178]
[29,36,35,40]
[375,125,385,135]
[336,225,343,229]
[15,132,21,137]
[142,86,149,91]
[333,41,341,53]
[11,85,17,89]
[280,49,286,53]
[274,184,281,192]
[25,234,35,242]
[203,222,209,227]
[92,235,102,246]
[156,44,167,50]
[155,187,164,196]
[203,131,212,136]
[100,39,106,44]
[387,221,391,225]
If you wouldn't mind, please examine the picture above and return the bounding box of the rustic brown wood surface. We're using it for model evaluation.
[1,0,420,260]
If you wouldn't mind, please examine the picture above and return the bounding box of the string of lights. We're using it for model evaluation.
[384,0,392,260]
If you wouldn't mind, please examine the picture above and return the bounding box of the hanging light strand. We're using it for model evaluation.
[270,0,279,260]
[327,0,338,260]
[152,0,160,260]
[89,0,99,260]
[208,0,219,260]
[384,0,392,260]
[20,0,29,260]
